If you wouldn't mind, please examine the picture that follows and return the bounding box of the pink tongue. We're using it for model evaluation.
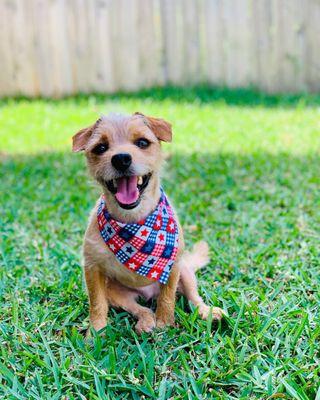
[115,176,139,205]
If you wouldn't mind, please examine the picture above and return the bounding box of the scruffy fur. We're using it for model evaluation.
[72,112,224,334]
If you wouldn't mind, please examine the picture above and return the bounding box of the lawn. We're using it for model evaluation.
[0,87,320,399]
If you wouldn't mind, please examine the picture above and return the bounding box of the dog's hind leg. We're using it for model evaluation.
[179,241,224,320]
[105,280,156,334]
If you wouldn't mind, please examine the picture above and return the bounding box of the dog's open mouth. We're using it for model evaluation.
[105,173,151,209]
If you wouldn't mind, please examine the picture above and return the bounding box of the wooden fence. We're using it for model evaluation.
[0,0,319,97]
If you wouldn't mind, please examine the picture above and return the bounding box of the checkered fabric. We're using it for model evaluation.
[97,190,179,284]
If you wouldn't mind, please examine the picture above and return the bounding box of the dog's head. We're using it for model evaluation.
[72,112,172,221]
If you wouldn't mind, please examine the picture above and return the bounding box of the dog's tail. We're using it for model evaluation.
[183,241,209,272]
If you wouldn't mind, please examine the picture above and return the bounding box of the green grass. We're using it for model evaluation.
[1,87,320,399]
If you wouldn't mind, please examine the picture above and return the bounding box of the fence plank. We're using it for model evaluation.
[112,0,140,91]
[160,0,184,84]
[92,0,116,92]
[32,0,56,97]
[48,0,73,96]
[252,0,272,91]
[305,0,320,92]
[0,1,14,96]
[204,0,225,85]
[6,0,36,96]
[182,0,201,83]
[223,0,256,88]
[137,0,163,87]
[279,0,306,92]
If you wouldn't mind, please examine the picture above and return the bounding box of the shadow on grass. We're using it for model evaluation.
[1,86,320,107]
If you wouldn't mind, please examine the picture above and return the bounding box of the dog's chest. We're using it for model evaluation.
[97,248,161,297]
[100,249,154,288]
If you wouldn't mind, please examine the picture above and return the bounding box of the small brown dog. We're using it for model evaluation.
[72,112,224,334]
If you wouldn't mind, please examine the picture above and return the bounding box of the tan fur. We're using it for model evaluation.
[74,112,224,334]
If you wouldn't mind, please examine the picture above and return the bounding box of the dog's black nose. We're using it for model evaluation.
[111,153,132,172]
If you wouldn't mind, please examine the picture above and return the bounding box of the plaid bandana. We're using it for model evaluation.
[97,190,179,284]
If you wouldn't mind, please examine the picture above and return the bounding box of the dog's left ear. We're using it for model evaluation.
[134,112,172,142]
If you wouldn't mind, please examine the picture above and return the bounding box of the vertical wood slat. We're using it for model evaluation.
[137,0,162,87]
[277,0,305,92]
[269,0,284,93]
[253,0,272,92]
[70,0,92,93]
[114,0,140,91]
[0,0,319,96]
[32,0,56,97]
[93,0,115,92]
[304,0,320,92]
[5,0,36,96]
[204,0,225,85]
[160,0,184,84]
[48,0,73,96]
[222,0,256,88]
[182,0,201,83]
[0,1,14,96]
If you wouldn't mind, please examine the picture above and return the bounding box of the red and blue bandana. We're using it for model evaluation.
[97,190,179,284]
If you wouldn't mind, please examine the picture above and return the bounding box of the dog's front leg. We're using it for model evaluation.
[155,264,180,328]
[84,266,109,332]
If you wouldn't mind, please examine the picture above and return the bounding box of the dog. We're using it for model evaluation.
[72,112,224,334]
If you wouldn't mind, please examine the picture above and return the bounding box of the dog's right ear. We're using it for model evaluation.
[72,126,94,152]
[72,119,101,152]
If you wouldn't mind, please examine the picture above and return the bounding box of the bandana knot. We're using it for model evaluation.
[97,190,179,284]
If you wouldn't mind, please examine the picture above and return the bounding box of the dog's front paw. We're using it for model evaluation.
[86,325,107,338]
[199,305,225,321]
[156,314,175,329]
[86,319,108,337]
[135,315,156,334]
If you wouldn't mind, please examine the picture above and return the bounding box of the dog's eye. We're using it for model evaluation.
[135,138,150,149]
[92,143,108,155]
